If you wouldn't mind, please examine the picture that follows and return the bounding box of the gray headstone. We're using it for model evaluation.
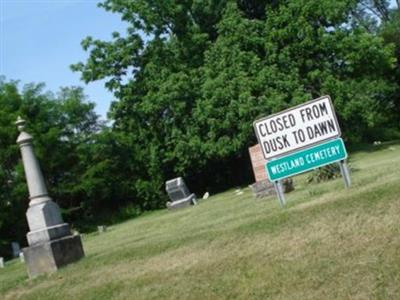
[0,257,4,268]
[11,242,21,258]
[165,177,197,210]
[166,177,190,201]
[19,252,25,263]
[98,225,107,233]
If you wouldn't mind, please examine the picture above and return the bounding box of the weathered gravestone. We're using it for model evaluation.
[165,177,197,210]
[15,117,84,278]
[98,225,107,233]
[248,144,294,198]
[19,252,25,263]
[0,257,4,268]
[11,242,21,258]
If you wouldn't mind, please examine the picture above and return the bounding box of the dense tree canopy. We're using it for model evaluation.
[0,80,104,256]
[72,0,400,205]
[1,0,399,257]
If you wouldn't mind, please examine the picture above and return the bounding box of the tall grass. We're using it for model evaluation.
[1,143,399,299]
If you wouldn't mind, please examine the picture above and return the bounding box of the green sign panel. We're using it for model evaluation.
[266,138,347,181]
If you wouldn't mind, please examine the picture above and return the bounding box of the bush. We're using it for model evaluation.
[307,164,342,183]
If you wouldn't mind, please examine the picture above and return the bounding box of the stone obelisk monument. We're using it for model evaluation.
[16,117,84,278]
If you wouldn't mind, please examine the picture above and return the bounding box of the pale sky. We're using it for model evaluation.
[0,0,127,119]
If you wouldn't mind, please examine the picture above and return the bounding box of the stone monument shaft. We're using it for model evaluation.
[15,117,84,278]
[16,119,50,205]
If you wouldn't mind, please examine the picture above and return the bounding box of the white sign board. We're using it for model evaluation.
[253,96,341,160]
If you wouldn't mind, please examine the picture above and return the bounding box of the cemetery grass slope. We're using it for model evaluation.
[1,142,400,299]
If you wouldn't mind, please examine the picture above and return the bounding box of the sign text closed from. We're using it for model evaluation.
[253,96,340,160]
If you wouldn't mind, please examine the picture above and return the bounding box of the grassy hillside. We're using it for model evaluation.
[1,143,399,300]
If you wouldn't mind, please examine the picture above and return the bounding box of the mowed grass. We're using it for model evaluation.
[1,143,400,300]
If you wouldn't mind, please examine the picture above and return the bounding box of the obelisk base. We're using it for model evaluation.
[23,234,84,278]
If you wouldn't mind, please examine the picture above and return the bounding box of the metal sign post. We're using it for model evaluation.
[273,180,286,207]
[338,160,351,188]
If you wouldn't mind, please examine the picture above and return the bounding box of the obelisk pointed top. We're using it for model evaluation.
[15,117,32,145]
[15,116,26,132]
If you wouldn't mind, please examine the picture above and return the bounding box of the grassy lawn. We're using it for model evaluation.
[1,143,399,299]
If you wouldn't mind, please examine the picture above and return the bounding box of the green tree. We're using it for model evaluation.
[0,79,102,257]
[380,7,400,120]
[0,79,27,257]
[72,0,398,209]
